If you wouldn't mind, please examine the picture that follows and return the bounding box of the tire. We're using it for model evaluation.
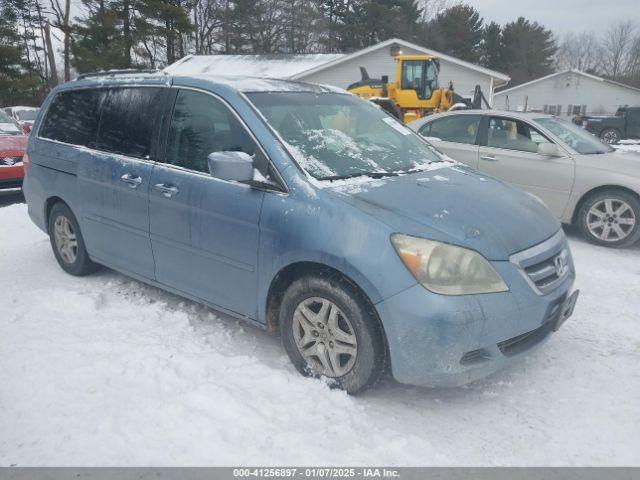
[48,202,98,275]
[279,274,386,394]
[578,189,640,248]
[600,128,621,144]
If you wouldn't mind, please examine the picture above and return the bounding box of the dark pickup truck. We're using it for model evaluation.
[573,106,640,144]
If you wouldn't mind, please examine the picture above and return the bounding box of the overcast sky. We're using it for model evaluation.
[463,0,637,35]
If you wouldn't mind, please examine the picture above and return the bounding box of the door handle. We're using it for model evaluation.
[480,155,497,162]
[120,173,142,188]
[154,183,179,198]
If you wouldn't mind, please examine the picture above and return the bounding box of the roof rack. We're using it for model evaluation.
[76,69,163,80]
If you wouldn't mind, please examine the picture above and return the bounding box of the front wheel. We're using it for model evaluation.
[578,189,640,247]
[280,274,386,394]
[600,128,621,144]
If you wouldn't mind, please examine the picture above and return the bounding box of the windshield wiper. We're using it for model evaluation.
[318,164,438,181]
[397,165,435,175]
[318,171,400,181]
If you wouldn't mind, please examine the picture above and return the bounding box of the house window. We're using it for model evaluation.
[567,104,585,116]
[543,104,562,116]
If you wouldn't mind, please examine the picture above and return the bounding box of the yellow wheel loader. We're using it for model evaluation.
[347,55,489,124]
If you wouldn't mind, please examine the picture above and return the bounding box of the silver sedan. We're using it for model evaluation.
[409,110,640,248]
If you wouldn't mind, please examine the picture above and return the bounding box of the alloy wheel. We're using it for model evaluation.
[292,297,358,378]
[602,130,619,144]
[53,215,78,263]
[586,198,636,242]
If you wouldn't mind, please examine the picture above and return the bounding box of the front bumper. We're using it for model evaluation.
[0,163,24,189]
[376,235,577,388]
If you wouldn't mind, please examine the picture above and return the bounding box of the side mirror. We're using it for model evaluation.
[21,123,31,134]
[537,142,561,157]
[207,151,253,182]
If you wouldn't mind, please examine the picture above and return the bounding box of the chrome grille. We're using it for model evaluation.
[510,230,570,295]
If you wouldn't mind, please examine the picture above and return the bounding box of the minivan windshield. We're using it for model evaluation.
[535,117,614,155]
[247,92,442,180]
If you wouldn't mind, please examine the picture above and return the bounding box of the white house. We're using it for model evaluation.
[165,38,511,106]
[493,69,640,117]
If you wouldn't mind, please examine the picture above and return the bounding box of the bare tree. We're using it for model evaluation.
[556,31,600,72]
[192,0,226,54]
[418,0,457,22]
[625,34,640,86]
[282,0,324,53]
[599,20,635,79]
[48,0,72,81]
[251,0,285,53]
[43,23,59,86]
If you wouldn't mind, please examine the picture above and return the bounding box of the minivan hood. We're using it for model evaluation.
[326,165,560,260]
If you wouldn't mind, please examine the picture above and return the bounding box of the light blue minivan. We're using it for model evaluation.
[23,72,578,393]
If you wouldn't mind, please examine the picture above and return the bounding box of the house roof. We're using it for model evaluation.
[290,38,511,84]
[164,54,346,78]
[165,39,510,87]
[495,69,640,96]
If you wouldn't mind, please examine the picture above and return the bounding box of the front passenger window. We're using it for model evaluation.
[166,90,268,177]
[487,117,549,153]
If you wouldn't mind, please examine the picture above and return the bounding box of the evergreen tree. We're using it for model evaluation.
[282,0,325,53]
[419,4,484,63]
[480,21,503,71]
[319,0,421,52]
[72,0,131,73]
[501,17,557,86]
[318,0,366,52]
[135,0,193,65]
[226,0,276,53]
[0,0,44,106]
[0,0,24,105]
[361,0,421,47]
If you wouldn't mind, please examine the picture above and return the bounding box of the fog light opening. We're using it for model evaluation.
[460,348,491,365]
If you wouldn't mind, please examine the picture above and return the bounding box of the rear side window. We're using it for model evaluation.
[40,89,102,146]
[96,87,163,159]
[419,115,482,145]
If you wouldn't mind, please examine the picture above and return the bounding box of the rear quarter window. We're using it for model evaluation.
[95,87,164,159]
[40,89,102,147]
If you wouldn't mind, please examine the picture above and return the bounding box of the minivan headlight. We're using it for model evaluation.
[390,233,508,295]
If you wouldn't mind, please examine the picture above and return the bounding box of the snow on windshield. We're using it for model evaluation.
[247,92,443,180]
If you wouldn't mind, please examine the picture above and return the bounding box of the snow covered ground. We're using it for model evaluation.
[614,139,640,152]
[1,195,639,467]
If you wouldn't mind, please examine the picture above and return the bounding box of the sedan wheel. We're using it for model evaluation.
[578,190,640,248]
[586,199,636,243]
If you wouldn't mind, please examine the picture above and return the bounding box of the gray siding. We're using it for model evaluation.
[494,72,640,116]
[297,45,495,105]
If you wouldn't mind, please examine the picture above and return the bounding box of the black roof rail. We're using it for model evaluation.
[76,69,163,80]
